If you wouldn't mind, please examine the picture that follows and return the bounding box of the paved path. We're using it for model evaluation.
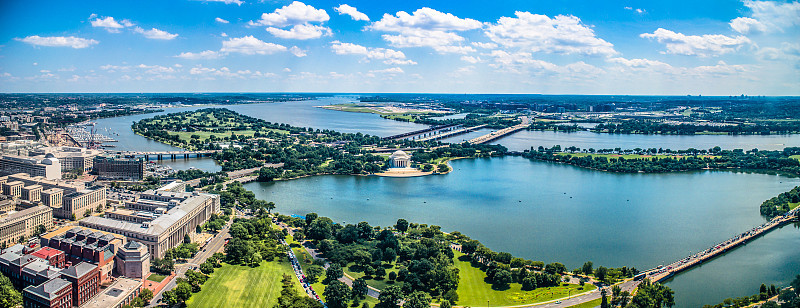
[148,221,231,307]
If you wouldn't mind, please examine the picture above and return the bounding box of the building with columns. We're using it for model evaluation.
[389,150,411,168]
[78,189,220,259]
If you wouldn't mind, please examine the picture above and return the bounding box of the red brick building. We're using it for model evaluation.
[58,262,100,307]
[30,247,65,268]
[22,278,72,308]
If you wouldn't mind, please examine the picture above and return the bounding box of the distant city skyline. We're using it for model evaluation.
[0,0,798,95]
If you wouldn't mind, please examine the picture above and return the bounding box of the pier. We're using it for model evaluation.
[646,207,799,282]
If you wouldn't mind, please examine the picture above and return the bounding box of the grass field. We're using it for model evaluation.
[343,262,402,291]
[791,155,800,161]
[556,153,718,159]
[790,202,799,210]
[451,251,595,307]
[567,298,602,308]
[185,260,302,308]
[169,129,287,143]
[146,273,167,283]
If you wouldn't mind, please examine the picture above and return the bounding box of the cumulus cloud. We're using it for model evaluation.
[487,50,559,72]
[484,12,617,56]
[250,1,329,27]
[624,7,646,14]
[335,4,369,21]
[90,16,127,32]
[460,56,482,63]
[289,46,307,57]
[215,17,230,24]
[640,28,751,57]
[743,0,800,31]
[330,41,416,65]
[608,57,675,71]
[175,50,222,59]
[730,17,767,34]
[370,8,482,54]
[16,36,99,49]
[758,42,800,60]
[221,36,287,55]
[267,24,332,40]
[471,42,498,49]
[134,27,179,40]
[199,0,243,5]
[369,67,404,74]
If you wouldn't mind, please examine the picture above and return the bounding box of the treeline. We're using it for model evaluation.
[399,113,522,129]
[593,120,800,135]
[411,143,507,163]
[279,214,460,301]
[523,146,800,175]
[760,185,800,218]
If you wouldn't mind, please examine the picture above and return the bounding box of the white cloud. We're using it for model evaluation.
[334,4,369,21]
[134,27,179,40]
[640,28,752,57]
[267,24,332,39]
[608,57,675,71]
[330,41,416,65]
[199,0,243,5]
[758,42,800,60]
[16,36,98,49]
[370,7,482,54]
[250,1,329,27]
[371,7,482,32]
[624,7,646,14]
[221,36,287,55]
[369,67,404,74]
[215,17,230,24]
[100,64,131,72]
[460,56,482,63]
[485,12,617,56]
[730,17,767,34]
[176,50,222,60]
[221,32,228,37]
[90,16,126,32]
[743,0,800,31]
[487,50,559,72]
[138,64,176,74]
[289,46,307,57]
[471,42,498,49]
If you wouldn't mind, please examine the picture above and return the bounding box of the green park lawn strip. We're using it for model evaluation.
[451,251,595,307]
[169,129,287,143]
[566,298,602,308]
[790,202,799,210]
[791,155,800,161]
[555,153,719,159]
[146,273,166,283]
[185,259,303,308]
[343,262,402,291]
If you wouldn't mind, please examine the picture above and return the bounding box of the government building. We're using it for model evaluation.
[0,173,106,220]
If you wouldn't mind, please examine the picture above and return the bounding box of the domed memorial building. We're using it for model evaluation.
[389,150,411,168]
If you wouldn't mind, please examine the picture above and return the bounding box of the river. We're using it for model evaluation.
[93,95,800,307]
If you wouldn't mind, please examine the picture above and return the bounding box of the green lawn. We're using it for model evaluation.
[343,262,402,291]
[791,155,800,161]
[170,129,287,143]
[790,202,799,210]
[556,153,718,159]
[567,298,602,308]
[185,260,302,308]
[146,273,167,283]
[451,251,595,307]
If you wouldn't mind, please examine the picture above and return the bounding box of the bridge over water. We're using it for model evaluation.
[467,116,531,144]
[116,150,221,160]
[381,124,458,140]
[645,207,799,282]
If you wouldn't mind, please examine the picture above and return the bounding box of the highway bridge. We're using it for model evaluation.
[646,207,799,283]
[381,124,458,140]
[115,150,221,160]
[416,125,487,142]
[467,116,531,144]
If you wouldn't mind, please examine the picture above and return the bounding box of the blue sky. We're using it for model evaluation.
[1,0,798,94]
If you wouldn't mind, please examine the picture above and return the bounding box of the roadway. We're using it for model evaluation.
[148,220,232,307]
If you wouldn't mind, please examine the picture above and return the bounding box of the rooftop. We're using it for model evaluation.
[59,262,97,279]
[23,278,72,301]
[81,277,143,308]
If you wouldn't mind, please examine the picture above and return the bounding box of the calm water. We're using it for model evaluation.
[494,130,800,152]
[94,96,800,305]
[245,157,800,307]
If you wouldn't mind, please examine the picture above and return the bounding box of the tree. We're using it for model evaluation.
[325,264,343,284]
[760,301,778,308]
[618,291,631,307]
[404,291,432,308]
[162,290,178,306]
[595,266,609,283]
[0,283,21,308]
[377,285,403,308]
[265,201,276,214]
[440,300,452,308]
[582,261,594,275]
[138,288,154,303]
[305,213,318,227]
[793,274,800,296]
[196,225,203,234]
[395,219,409,233]
[200,262,214,275]
[492,269,513,290]
[322,281,351,308]
[601,288,609,308]
[352,278,368,299]
[306,265,324,284]
[184,234,192,244]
